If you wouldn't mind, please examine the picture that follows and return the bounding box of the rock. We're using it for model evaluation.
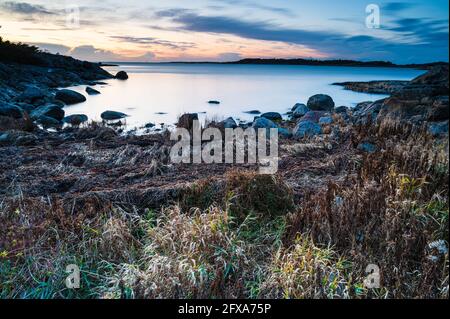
[101,111,128,121]
[208,100,220,104]
[299,111,327,123]
[252,117,278,129]
[31,105,65,121]
[244,110,261,115]
[35,115,62,129]
[177,113,199,130]
[333,80,409,94]
[86,87,100,95]
[291,103,309,118]
[294,120,322,138]
[0,103,23,118]
[115,71,129,80]
[0,130,37,146]
[353,99,385,125]
[428,121,449,137]
[55,89,87,105]
[319,116,333,125]
[307,94,335,111]
[357,142,377,153]
[278,128,292,138]
[16,86,46,103]
[221,117,237,129]
[261,112,282,122]
[63,114,88,126]
[334,106,348,114]
[144,122,155,128]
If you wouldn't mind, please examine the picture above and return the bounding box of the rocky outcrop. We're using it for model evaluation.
[333,80,409,94]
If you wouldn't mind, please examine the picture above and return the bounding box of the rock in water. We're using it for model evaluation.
[64,114,89,126]
[86,87,101,95]
[294,121,322,138]
[307,94,335,111]
[115,71,129,80]
[55,89,87,105]
[31,105,65,121]
[101,111,128,121]
[0,103,23,118]
[261,112,283,122]
[208,100,220,104]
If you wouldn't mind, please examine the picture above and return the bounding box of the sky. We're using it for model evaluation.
[0,0,448,63]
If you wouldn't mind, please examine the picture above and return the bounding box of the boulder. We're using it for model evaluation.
[145,122,155,128]
[35,115,62,129]
[63,114,89,126]
[319,116,333,125]
[291,103,309,118]
[31,105,65,121]
[252,117,278,129]
[307,94,335,111]
[55,89,87,105]
[294,120,322,138]
[177,113,199,130]
[244,110,261,115]
[208,100,220,104]
[115,71,129,80]
[101,111,128,121]
[86,87,100,95]
[0,130,37,146]
[221,117,238,129]
[299,111,327,123]
[16,86,46,103]
[261,112,282,122]
[0,103,22,118]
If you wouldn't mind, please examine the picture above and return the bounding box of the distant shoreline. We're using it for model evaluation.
[100,58,448,70]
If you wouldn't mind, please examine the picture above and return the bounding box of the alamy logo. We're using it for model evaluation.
[364,264,381,289]
[65,264,80,289]
[366,4,381,29]
[170,120,279,174]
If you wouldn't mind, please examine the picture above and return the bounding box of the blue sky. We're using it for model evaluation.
[0,0,448,63]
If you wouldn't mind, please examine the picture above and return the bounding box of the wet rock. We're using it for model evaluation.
[55,89,86,105]
[0,103,22,118]
[115,71,129,80]
[307,94,335,111]
[63,114,88,126]
[291,103,309,118]
[294,120,322,138]
[208,100,220,104]
[428,121,449,137]
[86,87,100,95]
[177,113,199,131]
[101,110,128,121]
[357,142,377,153]
[261,112,282,122]
[31,105,65,121]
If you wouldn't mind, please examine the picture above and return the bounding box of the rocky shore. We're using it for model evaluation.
[0,55,448,299]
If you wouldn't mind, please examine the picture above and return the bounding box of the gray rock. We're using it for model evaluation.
[115,71,129,80]
[319,116,333,125]
[221,117,238,129]
[63,114,89,126]
[261,112,282,122]
[291,103,309,118]
[35,115,62,129]
[307,94,335,111]
[0,103,22,118]
[86,87,100,95]
[177,113,199,130]
[145,122,155,128]
[17,86,46,103]
[244,110,261,115]
[31,105,65,121]
[334,106,349,114]
[357,142,377,153]
[55,89,87,105]
[294,120,322,138]
[101,110,128,121]
[252,117,278,129]
[278,128,292,138]
[208,100,220,104]
[428,121,449,137]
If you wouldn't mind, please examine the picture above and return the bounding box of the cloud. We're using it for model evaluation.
[216,0,296,17]
[31,42,71,55]
[110,36,196,50]
[0,1,55,15]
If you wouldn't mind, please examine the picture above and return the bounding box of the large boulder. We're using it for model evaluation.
[31,105,65,121]
[64,114,89,126]
[261,112,282,122]
[307,94,335,111]
[55,89,87,105]
[86,87,100,95]
[177,113,199,131]
[115,71,129,80]
[291,103,309,118]
[101,110,128,121]
[294,121,322,138]
[0,103,22,118]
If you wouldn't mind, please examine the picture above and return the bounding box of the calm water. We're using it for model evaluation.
[66,63,424,128]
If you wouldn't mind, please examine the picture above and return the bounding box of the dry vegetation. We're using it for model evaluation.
[0,116,448,299]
